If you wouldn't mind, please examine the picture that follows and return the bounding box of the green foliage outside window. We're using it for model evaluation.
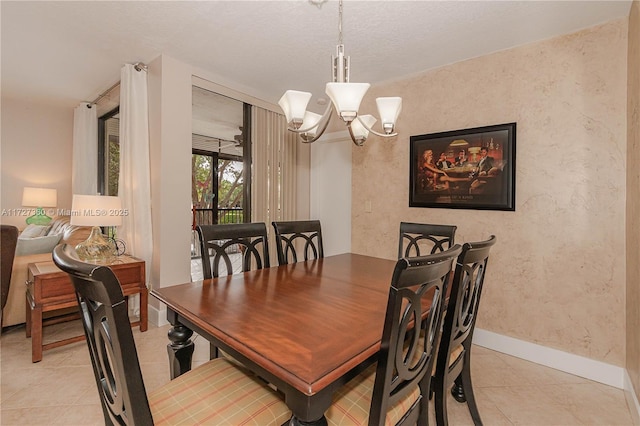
[192,153,244,224]
[218,160,243,208]
[107,136,120,196]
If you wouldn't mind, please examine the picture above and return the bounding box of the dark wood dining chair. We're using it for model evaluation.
[1,225,19,333]
[52,244,291,426]
[197,223,271,358]
[325,244,462,426]
[197,223,270,279]
[272,220,324,265]
[433,235,496,426]
[398,222,457,258]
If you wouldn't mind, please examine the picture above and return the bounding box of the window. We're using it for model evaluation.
[192,150,244,224]
[191,86,250,225]
[98,107,120,196]
[97,87,253,225]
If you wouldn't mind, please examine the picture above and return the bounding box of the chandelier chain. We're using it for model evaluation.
[338,0,343,45]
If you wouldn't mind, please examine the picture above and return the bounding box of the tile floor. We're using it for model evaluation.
[0,318,635,425]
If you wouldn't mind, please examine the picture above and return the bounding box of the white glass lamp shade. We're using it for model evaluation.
[300,111,323,142]
[278,90,312,129]
[376,97,402,134]
[22,187,57,207]
[350,115,377,146]
[325,82,370,122]
[70,195,123,227]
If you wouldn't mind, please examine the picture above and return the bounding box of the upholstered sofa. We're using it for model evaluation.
[2,216,92,328]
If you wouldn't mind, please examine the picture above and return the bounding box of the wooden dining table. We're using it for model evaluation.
[151,253,398,425]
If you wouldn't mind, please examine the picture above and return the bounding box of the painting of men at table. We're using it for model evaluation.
[410,123,516,211]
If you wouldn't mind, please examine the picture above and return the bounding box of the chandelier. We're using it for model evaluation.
[278,0,402,146]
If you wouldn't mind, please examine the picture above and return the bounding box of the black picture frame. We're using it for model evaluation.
[409,122,516,211]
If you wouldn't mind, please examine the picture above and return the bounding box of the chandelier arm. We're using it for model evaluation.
[354,115,398,138]
[300,112,333,144]
[286,104,333,134]
[347,123,365,147]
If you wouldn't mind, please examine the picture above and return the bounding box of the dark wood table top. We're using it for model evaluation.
[152,253,396,398]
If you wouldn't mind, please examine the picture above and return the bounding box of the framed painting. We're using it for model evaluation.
[409,122,516,211]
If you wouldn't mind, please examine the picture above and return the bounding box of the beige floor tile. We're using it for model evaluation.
[481,385,587,425]
[471,354,533,388]
[543,382,634,425]
[495,352,590,385]
[1,321,636,426]
[1,366,96,409]
[471,388,515,425]
[139,361,172,393]
[471,344,504,356]
[1,406,69,425]
[54,404,104,426]
[429,386,514,426]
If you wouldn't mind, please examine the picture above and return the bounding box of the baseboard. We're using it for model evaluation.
[472,328,624,389]
[624,370,640,425]
[148,303,168,327]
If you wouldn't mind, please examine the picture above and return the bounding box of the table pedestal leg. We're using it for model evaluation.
[289,417,328,426]
[167,324,194,379]
[287,389,332,426]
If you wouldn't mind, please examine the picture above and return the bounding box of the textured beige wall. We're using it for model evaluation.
[627,0,640,403]
[0,98,74,228]
[353,20,628,365]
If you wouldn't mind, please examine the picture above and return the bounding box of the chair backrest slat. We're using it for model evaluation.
[197,223,270,279]
[434,235,496,426]
[398,222,457,258]
[272,220,324,265]
[52,244,153,425]
[443,235,496,353]
[369,244,462,426]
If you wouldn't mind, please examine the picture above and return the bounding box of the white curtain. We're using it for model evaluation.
[251,107,298,265]
[118,64,153,286]
[72,102,97,195]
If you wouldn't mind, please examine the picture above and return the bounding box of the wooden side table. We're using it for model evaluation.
[26,255,147,362]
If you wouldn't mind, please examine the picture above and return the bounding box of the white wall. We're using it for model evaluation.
[147,55,193,294]
[310,130,352,256]
[1,97,74,228]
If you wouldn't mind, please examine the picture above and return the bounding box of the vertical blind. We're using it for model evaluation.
[251,106,298,264]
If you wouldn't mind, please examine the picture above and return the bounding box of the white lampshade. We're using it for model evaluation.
[278,90,312,128]
[325,82,370,122]
[376,97,402,133]
[350,115,377,145]
[22,187,57,207]
[70,195,123,227]
[300,111,323,141]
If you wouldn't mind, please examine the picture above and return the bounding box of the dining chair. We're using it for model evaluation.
[272,220,324,265]
[197,223,271,358]
[197,223,270,279]
[432,235,497,426]
[1,225,19,333]
[52,244,291,426]
[325,244,462,426]
[398,222,457,258]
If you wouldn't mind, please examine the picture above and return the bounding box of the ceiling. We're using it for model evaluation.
[1,0,632,115]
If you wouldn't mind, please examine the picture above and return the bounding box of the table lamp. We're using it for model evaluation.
[22,187,57,225]
[70,194,122,264]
